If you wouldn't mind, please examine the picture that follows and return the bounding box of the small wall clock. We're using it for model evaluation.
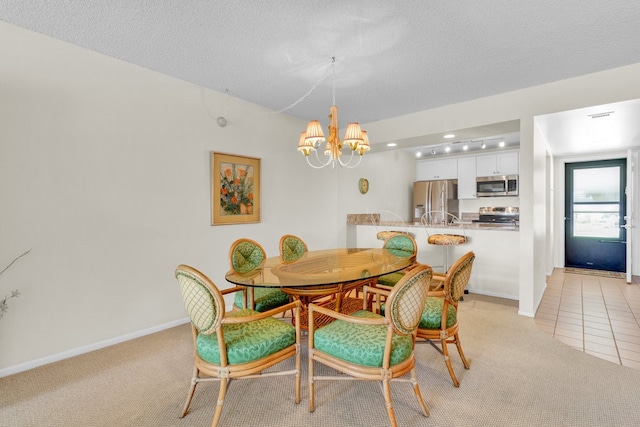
[358,178,369,194]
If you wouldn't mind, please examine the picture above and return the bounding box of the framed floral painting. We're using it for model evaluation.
[211,152,260,225]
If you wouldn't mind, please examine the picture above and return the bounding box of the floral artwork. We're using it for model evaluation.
[220,162,254,215]
[212,153,260,225]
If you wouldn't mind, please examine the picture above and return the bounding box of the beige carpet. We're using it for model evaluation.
[2,294,640,426]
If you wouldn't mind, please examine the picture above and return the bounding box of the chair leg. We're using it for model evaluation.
[382,378,398,427]
[308,357,315,412]
[440,338,460,387]
[181,367,199,417]
[295,344,301,404]
[410,367,430,417]
[210,378,229,427]
[454,333,471,370]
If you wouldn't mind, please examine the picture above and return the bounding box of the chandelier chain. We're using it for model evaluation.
[332,56,336,106]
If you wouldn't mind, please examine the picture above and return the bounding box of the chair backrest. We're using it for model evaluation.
[229,238,266,274]
[175,264,224,335]
[385,264,432,335]
[421,211,467,239]
[279,234,308,263]
[383,233,417,259]
[371,210,413,237]
[444,251,475,302]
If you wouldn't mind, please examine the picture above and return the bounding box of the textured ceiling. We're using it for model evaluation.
[1,1,640,155]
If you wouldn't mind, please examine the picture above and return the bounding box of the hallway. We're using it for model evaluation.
[535,268,640,369]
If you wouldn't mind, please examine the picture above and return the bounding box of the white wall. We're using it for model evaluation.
[336,149,416,246]
[1,22,406,374]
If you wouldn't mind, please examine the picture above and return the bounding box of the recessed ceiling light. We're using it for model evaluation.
[445,146,451,153]
[444,134,456,139]
[481,143,486,149]
[386,142,397,147]
[431,149,436,155]
[416,152,422,158]
[499,141,505,147]
[463,144,468,151]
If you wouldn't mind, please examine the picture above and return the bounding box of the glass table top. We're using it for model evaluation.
[225,247,414,288]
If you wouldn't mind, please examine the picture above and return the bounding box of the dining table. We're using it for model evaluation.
[224,247,415,327]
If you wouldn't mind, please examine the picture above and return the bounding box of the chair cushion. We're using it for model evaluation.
[384,235,415,257]
[377,271,406,287]
[313,310,414,367]
[281,236,307,263]
[233,287,290,312]
[419,297,457,329]
[196,309,295,365]
[231,241,265,274]
[427,234,467,246]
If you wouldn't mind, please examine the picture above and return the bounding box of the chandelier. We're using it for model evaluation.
[296,58,370,169]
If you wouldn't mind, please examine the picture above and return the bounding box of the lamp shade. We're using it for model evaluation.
[343,122,364,151]
[304,120,325,147]
[297,131,314,156]
[357,130,371,155]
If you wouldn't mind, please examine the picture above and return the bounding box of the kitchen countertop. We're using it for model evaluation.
[346,214,518,231]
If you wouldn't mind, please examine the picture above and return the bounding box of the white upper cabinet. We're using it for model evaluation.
[476,151,519,176]
[457,156,477,199]
[416,158,458,180]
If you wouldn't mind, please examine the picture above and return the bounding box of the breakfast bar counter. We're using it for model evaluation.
[351,221,519,300]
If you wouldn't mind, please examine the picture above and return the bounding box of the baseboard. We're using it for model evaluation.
[0,317,190,378]
[466,288,518,301]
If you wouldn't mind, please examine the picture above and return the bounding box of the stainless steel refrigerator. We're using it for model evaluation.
[413,180,459,223]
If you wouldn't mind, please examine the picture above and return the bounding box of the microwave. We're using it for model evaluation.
[476,175,518,197]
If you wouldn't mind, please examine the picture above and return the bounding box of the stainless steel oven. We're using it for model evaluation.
[476,175,518,197]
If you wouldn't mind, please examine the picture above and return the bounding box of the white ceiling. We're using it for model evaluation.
[2,1,640,157]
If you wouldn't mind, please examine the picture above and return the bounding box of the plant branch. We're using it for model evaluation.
[0,248,32,276]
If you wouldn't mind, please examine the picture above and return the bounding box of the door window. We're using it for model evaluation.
[572,167,621,238]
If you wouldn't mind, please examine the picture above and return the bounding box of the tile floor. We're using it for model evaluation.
[535,268,640,370]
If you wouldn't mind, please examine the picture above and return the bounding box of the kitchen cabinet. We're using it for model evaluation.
[457,156,477,199]
[416,158,458,180]
[476,151,519,176]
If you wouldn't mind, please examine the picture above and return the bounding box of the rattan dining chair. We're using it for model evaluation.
[416,251,475,387]
[229,238,290,312]
[376,232,418,288]
[308,264,433,427]
[175,264,302,427]
[279,234,308,264]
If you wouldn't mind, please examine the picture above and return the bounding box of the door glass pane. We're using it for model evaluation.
[573,167,620,202]
[573,204,620,238]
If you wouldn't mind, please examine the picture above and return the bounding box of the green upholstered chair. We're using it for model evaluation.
[229,238,290,312]
[279,234,308,264]
[175,264,301,427]
[376,233,418,288]
[308,264,433,427]
[416,251,474,387]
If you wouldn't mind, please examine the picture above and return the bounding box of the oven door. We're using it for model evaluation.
[476,176,507,197]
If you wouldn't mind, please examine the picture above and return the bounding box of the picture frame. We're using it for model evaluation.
[211,152,261,225]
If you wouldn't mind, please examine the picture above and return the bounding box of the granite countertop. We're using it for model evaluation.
[346,214,518,231]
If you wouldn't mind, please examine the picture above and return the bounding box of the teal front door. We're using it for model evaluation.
[565,159,627,272]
